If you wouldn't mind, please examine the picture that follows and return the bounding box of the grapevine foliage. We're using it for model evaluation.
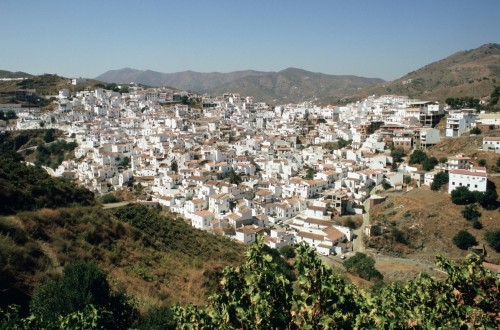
[173,237,500,329]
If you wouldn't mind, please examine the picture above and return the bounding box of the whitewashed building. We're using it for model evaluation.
[448,168,487,193]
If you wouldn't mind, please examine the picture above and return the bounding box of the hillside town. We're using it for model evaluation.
[4,84,499,256]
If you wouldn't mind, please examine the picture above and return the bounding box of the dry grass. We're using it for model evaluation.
[370,186,500,264]
[2,206,245,311]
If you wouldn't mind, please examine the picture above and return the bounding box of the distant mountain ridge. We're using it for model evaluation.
[96,67,384,104]
[0,70,32,79]
[96,68,269,91]
[355,43,500,101]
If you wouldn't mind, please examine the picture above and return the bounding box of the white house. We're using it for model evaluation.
[190,210,215,230]
[483,137,500,153]
[448,169,487,193]
[235,225,265,244]
[446,110,476,137]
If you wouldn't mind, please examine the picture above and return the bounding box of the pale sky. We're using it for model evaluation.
[1,0,499,80]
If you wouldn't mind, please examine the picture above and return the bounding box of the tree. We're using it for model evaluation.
[496,157,500,167]
[390,148,406,163]
[99,193,122,204]
[279,245,296,259]
[452,230,477,250]
[484,230,500,252]
[30,261,138,328]
[451,186,475,205]
[490,86,500,105]
[478,159,486,167]
[439,157,448,164]
[431,171,448,191]
[336,137,352,149]
[343,252,383,281]
[43,129,56,143]
[446,96,480,110]
[476,189,498,210]
[409,149,428,165]
[227,168,242,185]
[304,166,317,180]
[382,180,392,190]
[170,159,178,173]
[422,156,438,171]
[461,203,481,221]
[118,156,130,168]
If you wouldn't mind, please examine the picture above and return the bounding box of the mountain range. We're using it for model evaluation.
[96,67,384,104]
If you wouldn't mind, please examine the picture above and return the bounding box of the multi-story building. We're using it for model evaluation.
[446,109,476,137]
[448,168,487,193]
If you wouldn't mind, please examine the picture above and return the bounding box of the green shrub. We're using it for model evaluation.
[431,171,448,191]
[343,252,383,281]
[484,230,500,252]
[461,204,481,221]
[98,193,122,204]
[279,245,296,259]
[452,230,477,250]
[30,261,138,328]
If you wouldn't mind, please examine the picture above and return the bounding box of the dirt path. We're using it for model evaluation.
[37,240,63,273]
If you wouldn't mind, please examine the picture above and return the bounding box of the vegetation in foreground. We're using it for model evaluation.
[2,238,498,329]
[0,155,95,215]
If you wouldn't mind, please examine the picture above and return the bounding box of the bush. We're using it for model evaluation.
[478,159,486,167]
[391,227,408,245]
[470,127,481,135]
[30,261,138,328]
[43,129,56,143]
[403,175,411,185]
[452,230,477,250]
[451,186,475,205]
[484,230,500,252]
[461,204,481,221]
[391,148,406,163]
[279,245,296,259]
[382,181,392,190]
[343,252,383,281]
[99,193,122,204]
[409,150,428,165]
[422,157,438,171]
[135,305,176,330]
[472,220,483,229]
[476,189,498,210]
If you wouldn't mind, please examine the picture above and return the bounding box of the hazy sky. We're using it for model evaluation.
[1,0,499,80]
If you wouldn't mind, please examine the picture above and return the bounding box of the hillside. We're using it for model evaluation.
[96,68,269,92]
[357,43,500,101]
[0,155,246,315]
[0,73,108,105]
[0,205,245,310]
[369,186,500,264]
[210,68,384,104]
